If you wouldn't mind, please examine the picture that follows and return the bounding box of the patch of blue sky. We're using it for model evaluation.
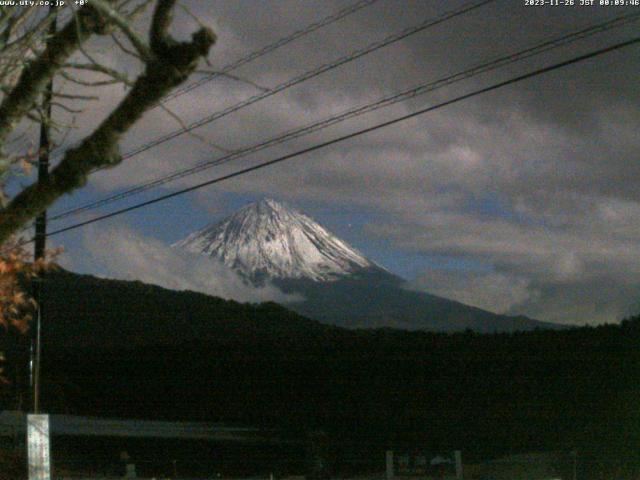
[49,187,493,282]
[464,192,546,228]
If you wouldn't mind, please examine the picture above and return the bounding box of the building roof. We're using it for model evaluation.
[0,410,290,443]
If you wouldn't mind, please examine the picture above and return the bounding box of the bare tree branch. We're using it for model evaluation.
[0,1,216,243]
[63,62,133,86]
[150,0,176,53]
[158,102,231,153]
[52,91,99,101]
[50,102,84,114]
[111,31,143,60]
[0,6,110,147]
[196,69,271,93]
[90,0,153,61]
[59,70,124,88]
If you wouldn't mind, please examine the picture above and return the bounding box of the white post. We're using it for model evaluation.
[27,414,51,480]
[125,463,137,478]
[454,450,463,480]
[386,450,394,480]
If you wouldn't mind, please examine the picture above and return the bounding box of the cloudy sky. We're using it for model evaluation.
[20,0,640,325]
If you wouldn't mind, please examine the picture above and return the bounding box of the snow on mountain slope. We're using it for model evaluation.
[173,198,382,282]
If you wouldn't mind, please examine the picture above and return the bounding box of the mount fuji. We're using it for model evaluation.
[174,198,560,333]
[173,197,389,283]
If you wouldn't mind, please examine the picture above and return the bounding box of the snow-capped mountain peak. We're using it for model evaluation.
[172,198,380,282]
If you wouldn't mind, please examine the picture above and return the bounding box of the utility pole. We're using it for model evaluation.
[454,450,463,480]
[32,4,56,415]
[385,450,394,480]
[27,13,57,480]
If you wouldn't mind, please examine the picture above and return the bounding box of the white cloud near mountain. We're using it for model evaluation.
[373,204,640,324]
[48,1,640,325]
[68,225,297,304]
[409,270,535,316]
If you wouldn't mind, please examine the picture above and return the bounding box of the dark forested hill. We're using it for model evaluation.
[37,270,336,348]
[277,270,560,332]
[174,198,560,333]
[3,270,639,476]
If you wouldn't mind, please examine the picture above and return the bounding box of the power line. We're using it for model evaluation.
[48,11,640,222]
[31,0,57,417]
[48,0,380,158]
[47,0,496,220]
[162,0,381,103]
[93,0,496,168]
[35,36,640,241]
[32,0,494,224]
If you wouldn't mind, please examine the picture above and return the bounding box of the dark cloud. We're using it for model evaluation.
[46,0,640,325]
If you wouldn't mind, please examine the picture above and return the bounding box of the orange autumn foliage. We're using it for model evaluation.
[0,238,59,384]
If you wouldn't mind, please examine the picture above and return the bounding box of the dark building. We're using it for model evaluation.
[0,410,308,478]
